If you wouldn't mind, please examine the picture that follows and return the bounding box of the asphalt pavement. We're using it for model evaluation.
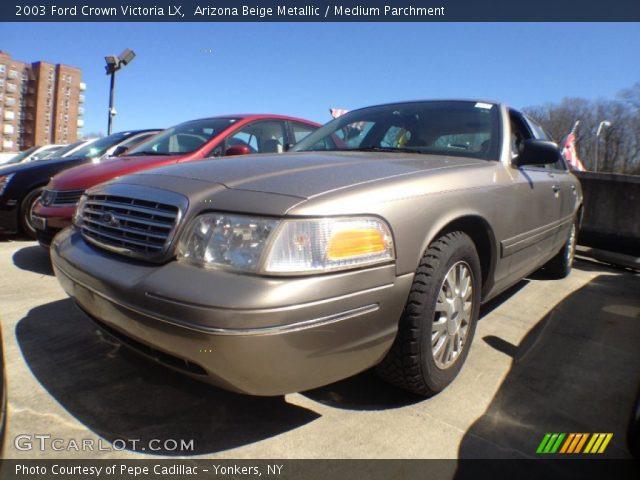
[1,238,638,459]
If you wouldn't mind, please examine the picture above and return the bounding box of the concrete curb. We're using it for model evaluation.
[576,245,640,271]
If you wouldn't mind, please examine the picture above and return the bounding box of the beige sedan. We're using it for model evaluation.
[52,100,582,396]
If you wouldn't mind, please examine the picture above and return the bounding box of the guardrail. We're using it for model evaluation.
[574,171,639,256]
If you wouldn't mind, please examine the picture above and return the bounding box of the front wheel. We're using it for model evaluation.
[19,187,45,239]
[377,231,481,396]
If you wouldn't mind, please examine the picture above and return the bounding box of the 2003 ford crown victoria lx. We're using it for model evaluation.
[52,100,582,396]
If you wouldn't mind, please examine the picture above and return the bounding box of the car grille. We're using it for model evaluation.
[46,189,85,206]
[80,194,180,258]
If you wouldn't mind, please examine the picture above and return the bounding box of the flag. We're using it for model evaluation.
[330,108,349,119]
[562,121,586,171]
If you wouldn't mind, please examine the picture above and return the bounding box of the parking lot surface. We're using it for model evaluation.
[1,238,639,459]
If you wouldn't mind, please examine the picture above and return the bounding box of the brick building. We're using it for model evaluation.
[0,51,85,152]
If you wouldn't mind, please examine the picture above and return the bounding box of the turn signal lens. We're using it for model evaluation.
[327,228,387,260]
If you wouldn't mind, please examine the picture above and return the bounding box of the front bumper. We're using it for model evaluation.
[51,228,413,395]
[32,203,74,247]
[0,200,18,234]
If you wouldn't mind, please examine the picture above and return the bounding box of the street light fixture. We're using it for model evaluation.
[104,49,136,135]
[594,120,611,173]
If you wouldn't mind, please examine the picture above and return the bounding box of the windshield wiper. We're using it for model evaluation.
[349,146,424,154]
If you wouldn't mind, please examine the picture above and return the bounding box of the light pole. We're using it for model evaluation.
[104,48,136,135]
[594,120,611,173]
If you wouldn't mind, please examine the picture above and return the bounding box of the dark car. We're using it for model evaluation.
[0,129,160,238]
[0,326,6,453]
[33,114,319,247]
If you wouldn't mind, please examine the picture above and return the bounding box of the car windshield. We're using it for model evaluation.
[6,146,39,165]
[69,132,132,160]
[293,101,502,161]
[44,140,88,158]
[30,146,64,161]
[125,118,239,156]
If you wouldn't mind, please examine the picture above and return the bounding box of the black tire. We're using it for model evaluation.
[377,231,481,396]
[19,186,45,239]
[541,219,577,279]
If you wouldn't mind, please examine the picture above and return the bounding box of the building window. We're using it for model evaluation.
[0,65,5,75]
[8,69,17,79]
[0,79,4,87]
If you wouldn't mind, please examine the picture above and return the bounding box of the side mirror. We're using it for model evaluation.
[514,140,561,167]
[111,145,129,157]
[225,145,252,156]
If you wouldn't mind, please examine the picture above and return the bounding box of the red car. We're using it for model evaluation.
[33,114,319,247]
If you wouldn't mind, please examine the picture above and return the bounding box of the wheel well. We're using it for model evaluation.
[17,184,46,224]
[19,184,46,209]
[435,216,496,291]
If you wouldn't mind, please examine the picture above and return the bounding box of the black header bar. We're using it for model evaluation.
[2,0,640,22]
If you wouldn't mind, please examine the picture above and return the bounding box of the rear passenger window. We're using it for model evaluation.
[291,122,317,144]
[226,121,287,154]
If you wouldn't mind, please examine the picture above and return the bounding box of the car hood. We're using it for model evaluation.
[0,156,84,176]
[135,151,488,199]
[49,154,183,190]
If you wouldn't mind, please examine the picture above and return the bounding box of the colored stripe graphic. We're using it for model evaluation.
[559,433,575,453]
[574,433,589,453]
[536,433,552,453]
[537,433,613,454]
[597,433,613,453]
[584,433,614,454]
[537,433,565,453]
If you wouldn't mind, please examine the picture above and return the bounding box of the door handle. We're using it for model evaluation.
[552,184,560,193]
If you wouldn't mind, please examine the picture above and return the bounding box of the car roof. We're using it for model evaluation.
[345,99,504,112]
[178,114,320,125]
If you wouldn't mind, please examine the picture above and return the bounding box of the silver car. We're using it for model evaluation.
[52,100,582,396]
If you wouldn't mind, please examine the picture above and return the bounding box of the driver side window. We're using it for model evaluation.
[510,113,532,160]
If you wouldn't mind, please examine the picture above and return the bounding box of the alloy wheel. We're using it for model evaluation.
[432,261,474,369]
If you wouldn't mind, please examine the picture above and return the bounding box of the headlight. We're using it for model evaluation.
[176,213,279,272]
[264,217,394,274]
[72,194,88,227]
[0,174,15,196]
[176,213,394,275]
[40,189,54,206]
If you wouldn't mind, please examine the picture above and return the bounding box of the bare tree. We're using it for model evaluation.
[523,83,640,174]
